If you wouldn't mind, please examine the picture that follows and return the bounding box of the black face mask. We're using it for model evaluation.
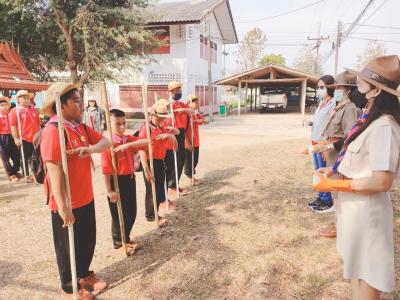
[350,89,367,109]
[173,93,182,101]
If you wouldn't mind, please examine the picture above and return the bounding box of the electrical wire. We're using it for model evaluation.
[349,36,400,43]
[236,0,328,24]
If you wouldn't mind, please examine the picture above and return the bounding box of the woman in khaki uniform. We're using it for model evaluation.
[311,71,359,215]
[313,55,400,299]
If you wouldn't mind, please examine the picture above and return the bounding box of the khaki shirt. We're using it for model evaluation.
[323,99,357,140]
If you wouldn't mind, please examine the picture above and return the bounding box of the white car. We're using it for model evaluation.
[259,93,288,112]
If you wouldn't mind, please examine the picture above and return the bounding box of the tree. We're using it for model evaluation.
[236,28,267,71]
[0,0,159,83]
[258,54,285,66]
[355,40,387,69]
[293,46,323,75]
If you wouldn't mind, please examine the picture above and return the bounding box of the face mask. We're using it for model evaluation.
[316,87,327,98]
[173,93,182,101]
[334,89,345,102]
[350,89,367,109]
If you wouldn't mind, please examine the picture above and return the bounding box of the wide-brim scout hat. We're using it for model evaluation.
[16,90,34,99]
[0,93,10,102]
[327,70,357,87]
[42,82,81,116]
[151,100,172,118]
[187,94,199,104]
[346,55,400,97]
[168,81,182,92]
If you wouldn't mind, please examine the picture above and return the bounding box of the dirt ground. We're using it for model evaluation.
[0,113,399,300]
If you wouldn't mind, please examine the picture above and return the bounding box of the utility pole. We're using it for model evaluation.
[307,22,329,74]
[334,20,343,75]
[222,45,229,76]
[207,12,213,121]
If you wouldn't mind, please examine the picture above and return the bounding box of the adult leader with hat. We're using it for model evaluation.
[40,82,111,299]
[314,55,400,299]
[82,97,106,133]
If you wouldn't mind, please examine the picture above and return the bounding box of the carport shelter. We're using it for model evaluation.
[214,64,319,117]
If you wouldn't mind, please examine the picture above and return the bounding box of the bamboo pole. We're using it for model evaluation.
[54,92,79,300]
[169,93,180,198]
[190,115,194,187]
[15,106,27,182]
[100,83,129,256]
[142,82,159,228]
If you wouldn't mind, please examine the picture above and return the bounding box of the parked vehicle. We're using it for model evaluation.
[259,93,288,112]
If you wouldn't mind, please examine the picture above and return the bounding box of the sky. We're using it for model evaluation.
[160,0,400,75]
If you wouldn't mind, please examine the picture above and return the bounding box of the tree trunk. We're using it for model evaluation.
[53,6,79,83]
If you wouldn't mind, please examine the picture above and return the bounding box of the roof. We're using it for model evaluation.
[214,64,320,86]
[147,0,238,44]
[0,43,48,91]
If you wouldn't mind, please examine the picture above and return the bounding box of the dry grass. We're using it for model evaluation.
[0,114,398,299]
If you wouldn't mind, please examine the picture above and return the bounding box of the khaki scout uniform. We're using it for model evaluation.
[337,115,400,292]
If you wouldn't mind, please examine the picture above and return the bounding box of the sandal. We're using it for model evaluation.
[318,223,337,238]
[9,175,20,182]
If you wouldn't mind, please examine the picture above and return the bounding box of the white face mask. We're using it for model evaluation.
[334,89,345,102]
[316,87,327,100]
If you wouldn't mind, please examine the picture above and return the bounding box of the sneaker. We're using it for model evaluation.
[79,271,108,292]
[312,202,336,213]
[62,288,93,300]
[307,197,323,208]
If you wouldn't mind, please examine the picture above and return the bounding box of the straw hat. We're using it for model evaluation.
[151,100,172,118]
[41,82,81,116]
[187,94,199,104]
[346,55,400,96]
[327,70,357,87]
[16,90,34,99]
[168,81,182,92]
[0,93,10,102]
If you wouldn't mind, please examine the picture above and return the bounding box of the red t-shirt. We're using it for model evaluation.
[139,122,166,160]
[185,113,204,148]
[172,101,189,129]
[9,106,41,142]
[0,112,11,135]
[162,118,175,151]
[101,134,142,175]
[40,119,103,210]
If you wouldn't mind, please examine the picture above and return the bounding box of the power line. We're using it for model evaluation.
[349,36,400,43]
[352,0,390,35]
[237,0,327,24]
[343,23,400,30]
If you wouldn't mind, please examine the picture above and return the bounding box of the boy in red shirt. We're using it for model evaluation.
[0,94,21,182]
[40,82,111,300]
[139,100,177,226]
[184,95,208,185]
[166,82,195,196]
[101,109,148,255]
[9,89,41,181]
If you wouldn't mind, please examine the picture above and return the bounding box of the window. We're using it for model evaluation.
[144,26,170,55]
[200,34,217,63]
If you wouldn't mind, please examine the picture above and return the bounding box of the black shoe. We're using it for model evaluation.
[312,202,335,213]
[308,197,323,208]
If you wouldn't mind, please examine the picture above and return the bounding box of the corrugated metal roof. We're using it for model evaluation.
[148,0,224,24]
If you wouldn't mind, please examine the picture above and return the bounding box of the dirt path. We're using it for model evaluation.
[0,113,399,299]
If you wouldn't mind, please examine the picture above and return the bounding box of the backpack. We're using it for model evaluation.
[29,122,67,184]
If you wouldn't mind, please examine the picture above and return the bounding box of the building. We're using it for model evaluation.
[101,0,238,114]
[0,42,48,103]
[214,63,319,117]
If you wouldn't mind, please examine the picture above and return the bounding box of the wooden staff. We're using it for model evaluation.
[15,106,27,182]
[190,115,194,187]
[142,82,159,228]
[100,82,128,256]
[169,93,180,198]
[54,92,79,299]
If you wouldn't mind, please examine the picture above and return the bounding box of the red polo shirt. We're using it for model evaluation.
[0,112,11,135]
[162,118,175,151]
[139,122,166,160]
[101,134,142,175]
[185,113,204,148]
[40,117,103,210]
[172,101,189,129]
[9,106,41,142]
